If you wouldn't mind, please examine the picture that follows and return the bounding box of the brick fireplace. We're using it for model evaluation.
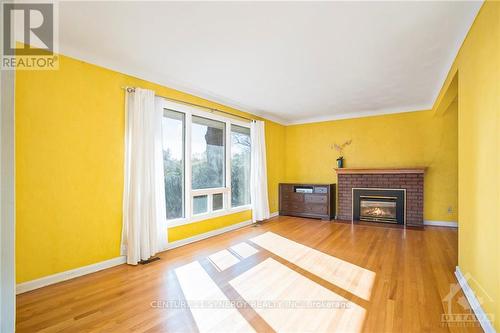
[335,168,425,226]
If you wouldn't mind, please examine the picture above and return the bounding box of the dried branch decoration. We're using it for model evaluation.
[331,139,352,158]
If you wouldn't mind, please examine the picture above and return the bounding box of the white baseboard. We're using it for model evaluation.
[16,213,279,294]
[16,219,253,294]
[16,256,126,294]
[167,219,256,250]
[166,212,280,250]
[455,266,496,333]
[424,220,458,227]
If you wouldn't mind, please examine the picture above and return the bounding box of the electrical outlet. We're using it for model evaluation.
[447,206,453,214]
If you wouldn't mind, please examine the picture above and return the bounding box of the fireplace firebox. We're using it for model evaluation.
[352,188,405,225]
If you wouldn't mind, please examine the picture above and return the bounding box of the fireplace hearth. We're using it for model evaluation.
[353,188,405,225]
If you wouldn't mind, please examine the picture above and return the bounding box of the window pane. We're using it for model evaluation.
[163,109,185,219]
[231,125,251,207]
[193,195,208,215]
[213,193,224,211]
[192,116,225,189]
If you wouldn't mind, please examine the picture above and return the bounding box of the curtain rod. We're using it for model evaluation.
[122,87,254,122]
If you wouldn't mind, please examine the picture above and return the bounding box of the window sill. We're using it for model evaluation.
[167,205,252,228]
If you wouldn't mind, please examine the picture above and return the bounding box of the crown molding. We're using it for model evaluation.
[59,46,289,125]
[58,47,433,127]
[429,1,483,113]
[284,104,432,126]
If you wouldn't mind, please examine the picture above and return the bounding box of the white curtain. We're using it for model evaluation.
[121,88,168,265]
[250,120,270,222]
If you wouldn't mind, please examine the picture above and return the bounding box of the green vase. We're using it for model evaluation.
[337,158,343,168]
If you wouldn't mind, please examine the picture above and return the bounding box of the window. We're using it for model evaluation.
[162,110,185,219]
[212,193,224,211]
[191,116,225,189]
[161,100,251,226]
[231,125,251,207]
[193,195,208,215]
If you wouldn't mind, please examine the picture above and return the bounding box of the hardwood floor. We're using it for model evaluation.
[17,216,481,332]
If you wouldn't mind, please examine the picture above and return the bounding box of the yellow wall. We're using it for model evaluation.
[285,108,458,222]
[432,1,499,329]
[15,54,285,283]
[168,210,252,242]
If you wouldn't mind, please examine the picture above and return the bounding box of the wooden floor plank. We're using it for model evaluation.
[17,216,482,332]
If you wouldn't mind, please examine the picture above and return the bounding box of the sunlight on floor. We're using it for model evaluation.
[207,249,241,271]
[250,232,375,300]
[230,242,259,259]
[175,233,371,332]
[230,258,366,332]
[174,261,255,332]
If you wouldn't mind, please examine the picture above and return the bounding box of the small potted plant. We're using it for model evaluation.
[332,140,352,168]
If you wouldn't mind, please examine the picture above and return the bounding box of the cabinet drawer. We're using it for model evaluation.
[304,194,327,204]
[281,202,304,212]
[281,192,304,202]
[281,185,294,193]
[305,204,328,215]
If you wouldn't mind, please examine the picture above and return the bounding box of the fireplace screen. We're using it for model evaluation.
[359,196,398,223]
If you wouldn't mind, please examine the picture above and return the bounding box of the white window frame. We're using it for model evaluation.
[159,99,252,228]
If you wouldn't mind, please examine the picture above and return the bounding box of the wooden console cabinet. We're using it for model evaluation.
[279,183,336,220]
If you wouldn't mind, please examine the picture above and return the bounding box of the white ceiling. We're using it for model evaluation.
[59,1,482,125]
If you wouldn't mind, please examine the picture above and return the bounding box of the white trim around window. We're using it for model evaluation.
[159,99,252,228]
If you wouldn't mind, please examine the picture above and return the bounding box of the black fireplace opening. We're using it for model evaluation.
[353,188,405,225]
